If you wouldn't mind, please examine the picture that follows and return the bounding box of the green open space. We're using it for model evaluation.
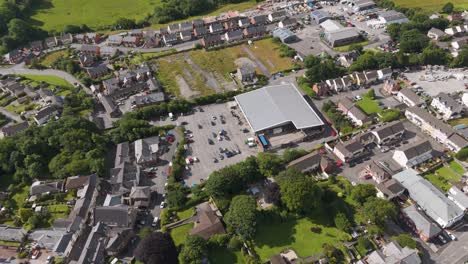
[425,165,462,192]
[19,75,73,88]
[254,212,350,261]
[449,160,465,175]
[12,186,30,210]
[208,247,244,264]
[334,40,369,52]
[170,223,194,247]
[0,240,21,247]
[40,50,69,67]
[245,38,296,73]
[392,0,468,12]
[6,102,39,114]
[176,208,194,220]
[449,117,468,127]
[355,97,382,115]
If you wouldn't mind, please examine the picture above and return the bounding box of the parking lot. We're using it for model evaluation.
[152,102,260,186]
[402,69,468,96]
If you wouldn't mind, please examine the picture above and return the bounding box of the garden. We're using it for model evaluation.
[424,162,463,192]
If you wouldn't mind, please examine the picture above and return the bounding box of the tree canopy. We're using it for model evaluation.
[178,235,207,264]
[134,232,178,264]
[224,195,257,241]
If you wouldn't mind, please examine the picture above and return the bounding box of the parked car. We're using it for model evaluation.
[46,256,54,264]
[152,217,160,227]
[438,235,447,244]
[160,201,166,209]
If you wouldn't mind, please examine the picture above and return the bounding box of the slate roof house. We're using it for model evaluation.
[392,140,433,169]
[30,180,63,196]
[396,88,423,107]
[225,29,244,42]
[393,169,464,228]
[431,92,464,120]
[427,27,446,40]
[0,122,29,138]
[93,205,136,228]
[129,186,151,208]
[34,106,59,125]
[201,34,223,48]
[371,121,405,146]
[375,179,405,200]
[251,15,268,25]
[278,18,297,29]
[333,140,366,163]
[362,160,390,183]
[268,10,287,22]
[366,241,421,264]
[189,202,226,240]
[447,186,468,211]
[243,25,268,38]
[401,204,442,242]
[134,136,160,166]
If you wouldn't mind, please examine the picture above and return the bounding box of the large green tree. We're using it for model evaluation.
[361,197,397,227]
[179,235,207,264]
[351,184,377,204]
[134,232,178,264]
[224,195,257,241]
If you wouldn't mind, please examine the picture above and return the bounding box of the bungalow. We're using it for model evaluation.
[362,160,390,183]
[243,25,268,38]
[250,15,268,25]
[30,180,63,196]
[427,27,446,40]
[396,88,422,107]
[201,34,223,48]
[163,33,178,46]
[401,205,442,242]
[268,10,287,22]
[238,17,251,28]
[0,122,29,138]
[312,82,332,97]
[394,169,464,228]
[333,140,366,163]
[371,121,405,146]
[287,151,333,174]
[278,18,297,29]
[122,36,141,47]
[135,136,160,166]
[189,202,226,240]
[179,30,193,42]
[376,179,405,200]
[392,140,433,169]
[34,106,59,125]
[107,35,124,46]
[447,186,468,211]
[86,64,110,79]
[194,27,208,38]
[225,30,244,42]
[236,65,256,83]
[79,44,100,56]
[209,23,224,34]
[431,93,463,120]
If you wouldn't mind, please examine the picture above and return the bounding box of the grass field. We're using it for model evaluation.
[254,215,349,261]
[208,248,244,264]
[170,223,194,247]
[40,50,69,67]
[449,160,465,175]
[425,165,462,192]
[20,74,73,88]
[355,97,382,115]
[30,0,158,31]
[176,208,194,220]
[392,0,468,12]
[12,186,30,210]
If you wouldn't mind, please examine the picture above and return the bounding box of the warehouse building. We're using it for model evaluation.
[272,28,297,43]
[234,83,324,136]
[324,27,361,47]
[310,10,331,24]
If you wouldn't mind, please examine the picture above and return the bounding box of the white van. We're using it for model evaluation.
[152,217,160,227]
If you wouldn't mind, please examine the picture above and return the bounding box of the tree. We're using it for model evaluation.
[381,109,401,122]
[442,2,454,13]
[282,148,308,163]
[334,212,351,232]
[455,147,468,161]
[351,184,377,204]
[365,88,376,100]
[257,152,283,177]
[322,243,344,264]
[278,169,323,214]
[349,43,364,54]
[420,45,450,65]
[18,208,33,223]
[179,235,207,264]
[167,182,187,209]
[113,18,136,29]
[305,59,345,83]
[392,234,417,249]
[134,232,178,264]
[224,195,257,241]
[361,197,397,227]
[350,52,378,71]
[139,227,153,239]
[451,46,468,67]
[264,182,281,205]
[399,29,430,53]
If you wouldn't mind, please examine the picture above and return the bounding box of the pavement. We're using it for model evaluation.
[435,223,468,264]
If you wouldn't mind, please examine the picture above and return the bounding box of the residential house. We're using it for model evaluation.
[238,17,251,28]
[383,79,401,95]
[30,40,44,52]
[243,25,268,38]
[130,92,165,109]
[168,24,180,33]
[194,27,208,38]
[134,136,159,166]
[45,37,59,48]
[268,10,287,22]
[209,23,224,34]
[179,21,193,32]
[86,64,110,79]
[371,121,405,146]
[0,122,29,138]
[5,49,23,64]
[396,88,423,107]
[462,93,468,108]
[225,29,244,42]
[201,34,223,48]
[338,97,370,127]
[447,186,468,211]
[431,93,463,120]
[236,65,256,83]
[362,160,390,183]
[376,179,405,200]
[29,229,73,254]
[272,28,297,43]
[115,142,131,167]
[76,222,107,264]
[393,169,464,228]
[250,15,268,25]
[401,204,442,242]
[129,186,151,208]
[326,78,345,92]
[378,67,392,80]
[192,19,205,28]
[179,30,192,42]
[122,36,141,47]
[99,94,121,118]
[65,175,93,191]
[445,25,466,36]
[34,106,58,125]
[30,180,63,196]
[338,51,359,67]
[287,151,333,174]
[100,47,117,57]
[278,18,297,29]
[353,72,368,86]
[366,241,421,264]
[58,33,74,45]
[93,205,136,228]
[78,54,95,67]
[364,70,379,83]
[310,10,331,24]
[405,107,468,152]
[333,140,366,163]
[108,35,124,46]
[189,202,226,240]
[392,140,433,169]
[312,82,332,97]
[163,33,178,46]
[427,27,446,40]
[106,228,133,256]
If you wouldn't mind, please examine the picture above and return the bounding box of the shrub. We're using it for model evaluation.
[228,236,242,250]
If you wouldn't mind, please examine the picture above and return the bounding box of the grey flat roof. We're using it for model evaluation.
[235,83,324,133]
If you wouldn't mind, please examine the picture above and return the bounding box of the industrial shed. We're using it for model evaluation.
[272,28,297,43]
[234,83,324,134]
[324,27,361,47]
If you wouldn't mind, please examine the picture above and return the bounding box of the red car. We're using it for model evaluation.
[336,161,343,167]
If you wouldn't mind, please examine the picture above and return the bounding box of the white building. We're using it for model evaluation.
[371,121,405,146]
[431,93,463,120]
[447,186,468,211]
[463,93,468,108]
[378,10,409,24]
[392,140,433,168]
[396,88,423,107]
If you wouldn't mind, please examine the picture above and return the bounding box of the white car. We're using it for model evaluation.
[447,231,457,241]
[152,217,160,227]
[160,201,166,209]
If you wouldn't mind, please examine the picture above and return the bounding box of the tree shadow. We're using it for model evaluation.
[208,247,239,264]
[254,210,297,249]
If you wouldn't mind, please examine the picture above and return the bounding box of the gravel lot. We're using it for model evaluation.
[402,70,468,96]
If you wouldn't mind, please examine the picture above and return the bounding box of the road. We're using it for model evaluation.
[435,224,468,264]
[71,40,197,54]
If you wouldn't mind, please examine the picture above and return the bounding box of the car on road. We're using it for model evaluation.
[447,231,457,241]
[160,201,166,209]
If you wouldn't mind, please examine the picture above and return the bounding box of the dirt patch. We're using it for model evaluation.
[176,75,200,99]
[235,57,256,68]
[185,57,222,93]
[240,45,271,77]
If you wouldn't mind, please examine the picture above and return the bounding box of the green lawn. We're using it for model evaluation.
[355,97,382,115]
[176,208,194,220]
[425,166,462,192]
[19,75,73,88]
[449,160,465,175]
[254,215,350,261]
[449,117,468,127]
[30,0,159,31]
[170,223,194,247]
[12,186,30,210]
[0,240,20,247]
[40,50,69,67]
[334,40,369,52]
[47,204,69,213]
[208,247,244,264]
[392,0,468,12]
